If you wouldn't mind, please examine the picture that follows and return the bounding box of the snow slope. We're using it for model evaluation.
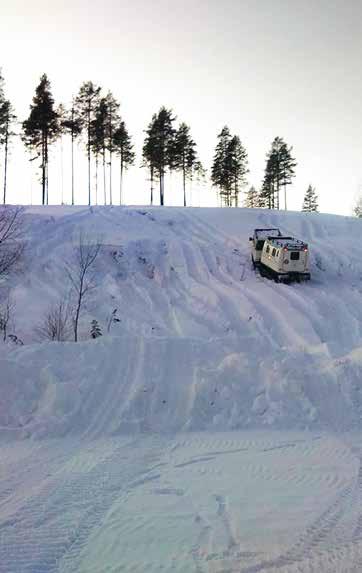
[2,205,362,573]
[2,431,362,573]
[1,205,362,437]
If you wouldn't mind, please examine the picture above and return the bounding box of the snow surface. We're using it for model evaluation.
[1,205,362,571]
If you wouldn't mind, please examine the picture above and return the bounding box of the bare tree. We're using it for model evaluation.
[35,298,71,341]
[107,307,121,333]
[0,206,25,280]
[0,292,14,342]
[65,232,101,342]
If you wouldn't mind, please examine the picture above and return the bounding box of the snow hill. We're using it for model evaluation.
[2,205,362,439]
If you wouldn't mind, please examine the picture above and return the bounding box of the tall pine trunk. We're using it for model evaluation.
[87,104,91,206]
[3,119,9,204]
[160,171,164,206]
[71,109,75,205]
[277,180,280,210]
[60,134,64,204]
[120,158,123,205]
[71,132,75,205]
[284,168,287,210]
[45,134,49,205]
[109,155,112,205]
[150,166,154,205]
[95,154,99,205]
[269,184,272,210]
[183,169,186,207]
[284,183,287,210]
[183,155,186,207]
[109,121,113,206]
[103,146,106,205]
[41,132,46,205]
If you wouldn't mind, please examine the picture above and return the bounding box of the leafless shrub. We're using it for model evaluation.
[107,308,121,333]
[8,334,23,346]
[0,206,25,280]
[35,298,71,342]
[0,291,14,342]
[65,231,101,342]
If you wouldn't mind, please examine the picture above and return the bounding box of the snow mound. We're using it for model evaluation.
[2,205,362,438]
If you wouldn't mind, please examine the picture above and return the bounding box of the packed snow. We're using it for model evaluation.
[1,205,362,572]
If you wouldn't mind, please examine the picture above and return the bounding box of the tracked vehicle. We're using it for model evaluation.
[249,229,311,282]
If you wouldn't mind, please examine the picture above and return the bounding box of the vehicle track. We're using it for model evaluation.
[0,437,166,573]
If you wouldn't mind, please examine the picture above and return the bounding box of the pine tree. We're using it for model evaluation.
[263,137,296,210]
[22,74,59,205]
[142,107,176,206]
[0,71,17,205]
[113,120,135,205]
[0,71,4,124]
[226,135,248,207]
[173,123,202,207]
[142,134,156,205]
[302,185,318,212]
[244,186,259,208]
[104,91,120,206]
[260,153,276,209]
[269,138,282,209]
[60,102,82,205]
[257,182,269,209]
[57,104,67,204]
[0,104,17,206]
[74,81,101,205]
[279,140,297,210]
[90,97,108,205]
[90,319,102,339]
[211,128,248,207]
[354,197,362,218]
[211,126,232,206]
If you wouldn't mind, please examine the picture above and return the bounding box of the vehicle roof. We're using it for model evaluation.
[267,236,308,250]
[254,228,281,239]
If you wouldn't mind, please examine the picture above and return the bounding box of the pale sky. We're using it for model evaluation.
[1,0,362,213]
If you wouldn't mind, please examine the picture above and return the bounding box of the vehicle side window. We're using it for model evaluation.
[266,245,270,254]
[272,248,276,257]
[291,252,300,261]
[256,240,264,250]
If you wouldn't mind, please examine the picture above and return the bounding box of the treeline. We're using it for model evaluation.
[0,70,318,211]
[245,183,319,213]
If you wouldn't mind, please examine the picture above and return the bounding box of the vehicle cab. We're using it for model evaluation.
[249,228,282,266]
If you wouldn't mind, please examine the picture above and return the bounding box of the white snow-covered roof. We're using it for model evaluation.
[268,236,308,249]
[254,228,281,239]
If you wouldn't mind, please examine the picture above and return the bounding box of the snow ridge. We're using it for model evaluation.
[1,205,362,438]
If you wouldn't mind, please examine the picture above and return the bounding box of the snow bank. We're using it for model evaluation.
[1,205,362,438]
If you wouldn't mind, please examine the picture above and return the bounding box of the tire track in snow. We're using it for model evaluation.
[80,336,145,438]
[236,446,362,572]
[169,210,321,352]
[0,437,166,573]
[177,434,359,573]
